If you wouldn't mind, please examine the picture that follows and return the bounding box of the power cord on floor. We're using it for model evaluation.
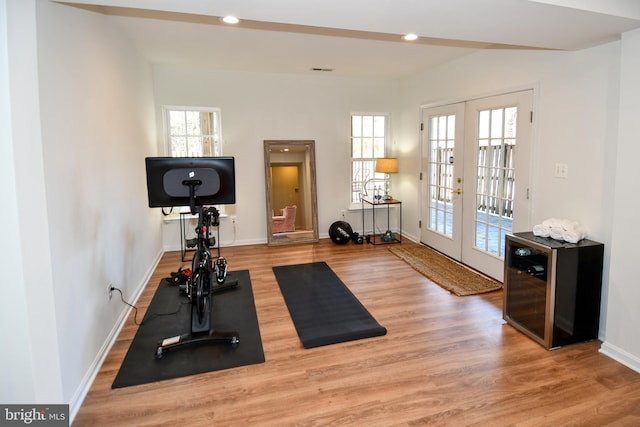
[110,286,189,326]
[110,287,142,325]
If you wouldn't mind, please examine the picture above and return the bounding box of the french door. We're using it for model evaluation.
[420,103,466,260]
[420,90,533,281]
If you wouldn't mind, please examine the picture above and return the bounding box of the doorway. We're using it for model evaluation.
[271,164,302,229]
[420,90,533,281]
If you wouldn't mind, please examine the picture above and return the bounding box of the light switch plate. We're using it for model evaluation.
[555,163,568,179]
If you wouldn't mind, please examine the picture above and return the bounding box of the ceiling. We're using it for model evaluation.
[58,0,640,78]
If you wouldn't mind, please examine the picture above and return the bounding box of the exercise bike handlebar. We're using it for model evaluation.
[180,178,202,215]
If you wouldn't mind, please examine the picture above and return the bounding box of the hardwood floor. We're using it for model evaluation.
[74,239,640,426]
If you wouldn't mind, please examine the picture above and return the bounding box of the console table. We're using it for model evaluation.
[361,197,402,245]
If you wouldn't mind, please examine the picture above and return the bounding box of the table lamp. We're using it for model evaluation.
[375,158,398,200]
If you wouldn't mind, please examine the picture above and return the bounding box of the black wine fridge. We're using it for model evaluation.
[504,232,604,349]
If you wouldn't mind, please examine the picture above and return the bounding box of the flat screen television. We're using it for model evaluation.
[145,157,236,209]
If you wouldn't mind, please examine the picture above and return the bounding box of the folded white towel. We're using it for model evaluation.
[562,222,587,243]
[532,223,550,237]
[534,218,587,243]
[542,218,565,228]
[550,225,565,241]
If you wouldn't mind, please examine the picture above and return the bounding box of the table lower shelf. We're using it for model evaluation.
[366,231,401,245]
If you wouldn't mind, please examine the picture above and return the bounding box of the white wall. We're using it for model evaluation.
[398,41,640,370]
[0,0,161,416]
[601,28,640,371]
[37,1,161,412]
[152,66,402,245]
[0,0,59,404]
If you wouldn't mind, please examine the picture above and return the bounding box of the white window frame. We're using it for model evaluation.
[350,113,391,208]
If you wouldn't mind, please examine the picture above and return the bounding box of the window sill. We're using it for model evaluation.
[161,207,229,223]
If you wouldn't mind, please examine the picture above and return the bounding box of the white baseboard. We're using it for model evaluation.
[69,247,164,423]
[599,341,640,374]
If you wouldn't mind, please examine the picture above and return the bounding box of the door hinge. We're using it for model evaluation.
[420,122,424,131]
[419,172,423,180]
[527,188,530,200]
[419,220,422,228]
[530,111,533,123]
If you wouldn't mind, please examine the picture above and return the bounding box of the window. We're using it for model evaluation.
[164,107,221,157]
[350,113,390,204]
[163,107,224,214]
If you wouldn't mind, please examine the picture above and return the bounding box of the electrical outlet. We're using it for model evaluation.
[230,216,237,224]
[108,284,113,300]
[340,210,346,219]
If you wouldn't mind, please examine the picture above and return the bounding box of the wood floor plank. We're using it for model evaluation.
[73,239,640,426]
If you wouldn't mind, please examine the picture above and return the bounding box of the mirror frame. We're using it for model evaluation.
[264,140,319,246]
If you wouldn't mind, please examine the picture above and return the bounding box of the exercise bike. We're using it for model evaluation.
[155,184,239,359]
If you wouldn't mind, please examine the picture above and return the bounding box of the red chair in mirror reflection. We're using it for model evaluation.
[272,205,297,233]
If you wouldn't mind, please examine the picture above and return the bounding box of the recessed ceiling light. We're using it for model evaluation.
[403,33,419,41]
[221,16,240,24]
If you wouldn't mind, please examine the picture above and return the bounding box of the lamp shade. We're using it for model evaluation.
[375,158,398,174]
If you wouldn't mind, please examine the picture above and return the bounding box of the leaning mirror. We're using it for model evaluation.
[264,140,319,246]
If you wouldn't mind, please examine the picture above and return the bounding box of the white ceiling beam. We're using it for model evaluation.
[527,0,640,19]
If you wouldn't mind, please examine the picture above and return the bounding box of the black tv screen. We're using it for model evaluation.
[145,157,236,207]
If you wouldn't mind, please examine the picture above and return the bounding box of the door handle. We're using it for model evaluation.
[454,188,462,195]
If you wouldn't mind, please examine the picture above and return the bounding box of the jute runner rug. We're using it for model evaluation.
[388,245,502,296]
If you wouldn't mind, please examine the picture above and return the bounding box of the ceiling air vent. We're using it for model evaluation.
[311,67,334,72]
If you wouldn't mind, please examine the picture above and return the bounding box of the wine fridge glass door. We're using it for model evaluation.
[504,235,554,347]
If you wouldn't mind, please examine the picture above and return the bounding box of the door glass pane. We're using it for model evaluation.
[475,107,515,256]
[428,114,455,237]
